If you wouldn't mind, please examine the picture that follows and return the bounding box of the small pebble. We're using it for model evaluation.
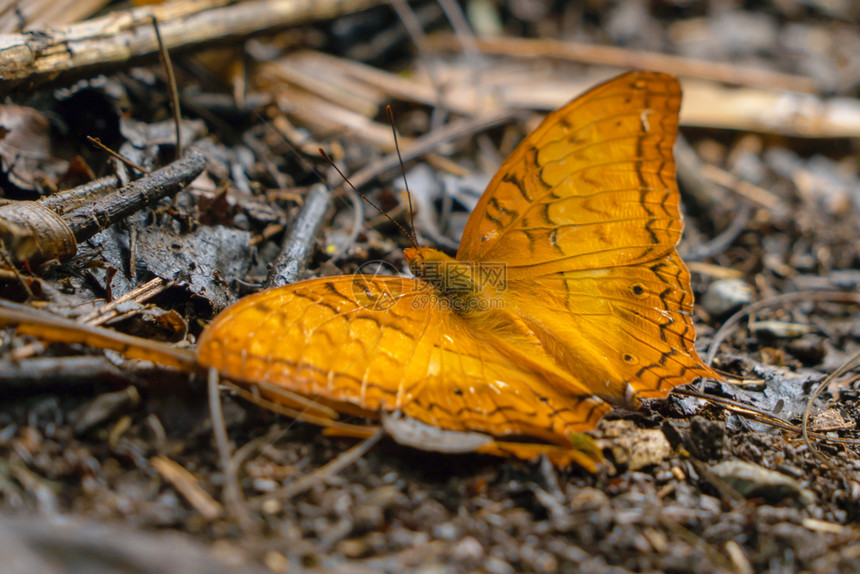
[701,278,753,316]
[484,556,515,574]
[432,522,460,541]
[748,320,810,338]
[451,536,484,562]
[710,460,814,505]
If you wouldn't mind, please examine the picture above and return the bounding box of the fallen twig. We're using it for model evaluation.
[63,150,205,243]
[0,151,205,267]
[207,367,255,531]
[151,455,223,520]
[265,183,331,288]
[425,33,818,93]
[0,0,387,94]
[256,427,385,504]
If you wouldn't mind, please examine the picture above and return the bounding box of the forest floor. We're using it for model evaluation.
[1,1,859,573]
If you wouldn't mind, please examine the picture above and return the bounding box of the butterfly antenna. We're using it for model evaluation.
[385,105,418,245]
[318,149,419,249]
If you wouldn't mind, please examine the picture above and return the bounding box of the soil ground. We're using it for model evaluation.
[1,1,859,573]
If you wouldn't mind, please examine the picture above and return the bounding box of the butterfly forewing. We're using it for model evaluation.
[458,72,683,275]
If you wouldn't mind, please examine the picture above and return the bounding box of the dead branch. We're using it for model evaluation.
[265,183,331,288]
[63,149,206,243]
[0,0,386,94]
[425,33,818,94]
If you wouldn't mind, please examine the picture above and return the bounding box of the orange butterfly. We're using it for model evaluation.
[197,71,717,468]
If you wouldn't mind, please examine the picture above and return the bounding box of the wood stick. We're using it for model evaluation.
[0,0,386,94]
[425,33,818,94]
[264,51,860,139]
[37,175,120,215]
[151,455,223,520]
[265,183,331,288]
[0,300,197,371]
[63,150,206,243]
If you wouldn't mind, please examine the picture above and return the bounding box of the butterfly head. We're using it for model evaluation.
[404,246,468,296]
[403,246,453,278]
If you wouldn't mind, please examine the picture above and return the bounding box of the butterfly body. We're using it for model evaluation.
[404,246,505,317]
[196,71,718,467]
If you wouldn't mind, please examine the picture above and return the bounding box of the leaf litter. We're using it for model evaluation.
[0,1,860,573]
